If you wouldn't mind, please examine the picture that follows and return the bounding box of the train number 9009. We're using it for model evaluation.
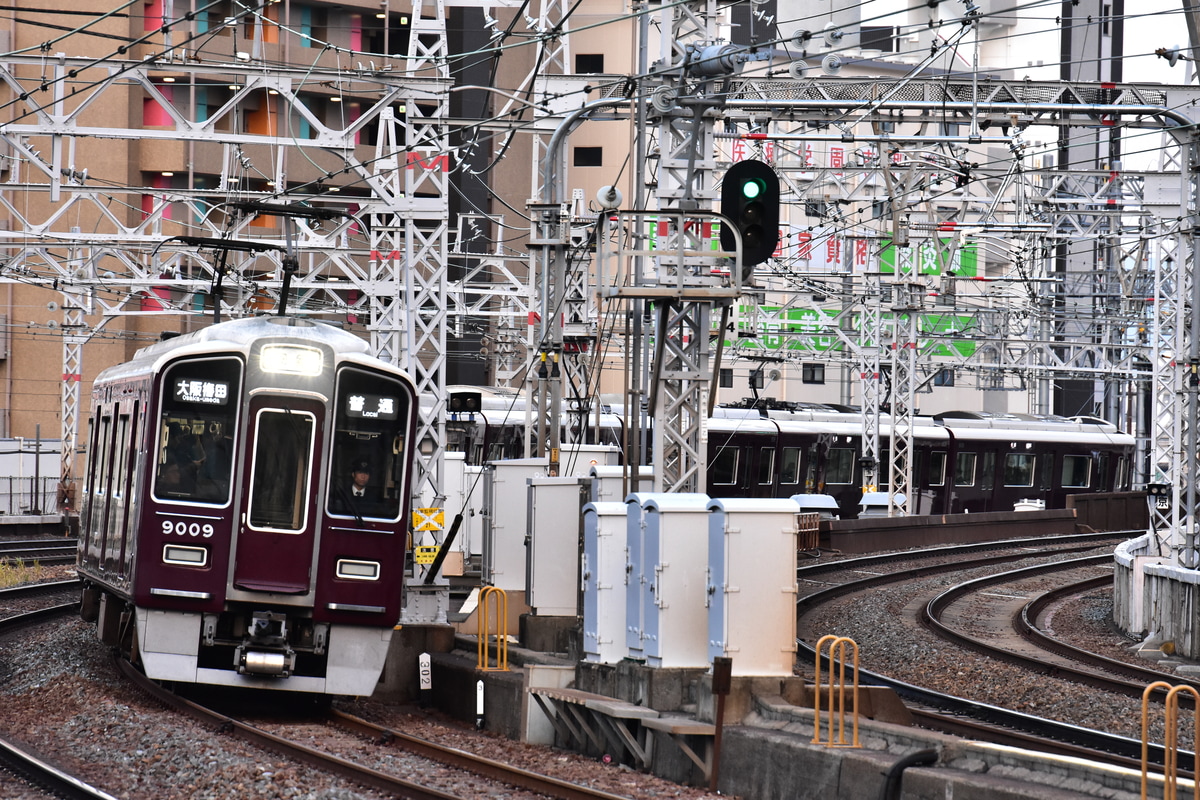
[162,520,215,538]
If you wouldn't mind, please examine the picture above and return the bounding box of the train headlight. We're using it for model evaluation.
[261,344,323,376]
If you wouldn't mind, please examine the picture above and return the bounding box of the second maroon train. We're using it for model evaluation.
[443,388,1136,519]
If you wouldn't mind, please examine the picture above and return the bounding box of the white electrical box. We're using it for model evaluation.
[707,498,801,676]
[588,465,653,503]
[638,493,711,668]
[582,502,628,663]
[527,477,590,616]
[482,458,548,591]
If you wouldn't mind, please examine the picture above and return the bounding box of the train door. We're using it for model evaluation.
[232,397,323,594]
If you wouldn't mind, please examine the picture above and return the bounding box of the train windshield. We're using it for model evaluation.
[154,357,242,504]
[328,367,411,521]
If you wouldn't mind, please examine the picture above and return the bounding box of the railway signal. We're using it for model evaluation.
[720,159,780,280]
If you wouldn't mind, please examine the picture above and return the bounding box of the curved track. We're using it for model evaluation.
[796,532,1187,773]
[0,597,117,799]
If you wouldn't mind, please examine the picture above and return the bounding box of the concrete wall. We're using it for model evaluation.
[823,509,1080,554]
[1114,534,1200,658]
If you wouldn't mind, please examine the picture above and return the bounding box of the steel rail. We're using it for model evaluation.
[0,733,120,800]
[795,544,1181,771]
[0,602,114,799]
[0,578,80,603]
[328,708,636,800]
[922,555,1183,700]
[117,658,638,800]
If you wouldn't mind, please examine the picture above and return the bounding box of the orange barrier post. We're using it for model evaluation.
[476,586,509,672]
[812,635,860,748]
[1141,681,1199,800]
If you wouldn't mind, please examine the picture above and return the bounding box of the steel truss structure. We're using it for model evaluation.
[3,3,1200,567]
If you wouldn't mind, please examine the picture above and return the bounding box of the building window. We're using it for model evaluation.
[576,54,604,73]
[933,368,955,387]
[719,368,733,388]
[859,26,896,52]
[750,370,764,390]
[573,147,602,167]
[802,363,825,384]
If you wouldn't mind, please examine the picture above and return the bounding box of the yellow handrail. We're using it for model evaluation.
[476,586,509,671]
[812,635,860,748]
[1141,681,1199,800]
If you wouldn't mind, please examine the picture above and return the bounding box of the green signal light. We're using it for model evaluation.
[741,179,765,200]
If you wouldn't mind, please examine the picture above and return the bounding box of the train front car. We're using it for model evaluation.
[78,317,418,695]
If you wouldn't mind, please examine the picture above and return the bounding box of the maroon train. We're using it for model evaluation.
[78,316,418,694]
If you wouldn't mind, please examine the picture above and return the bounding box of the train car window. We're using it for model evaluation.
[757,448,775,485]
[825,448,854,484]
[1061,455,1091,488]
[981,453,995,489]
[954,453,976,486]
[113,415,131,500]
[710,448,738,485]
[81,416,99,537]
[328,367,411,521]
[928,452,946,486]
[249,408,316,530]
[96,415,112,498]
[154,357,243,504]
[1003,453,1036,487]
[780,447,801,485]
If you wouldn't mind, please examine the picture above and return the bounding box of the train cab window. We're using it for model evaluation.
[154,357,242,504]
[1003,453,1036,487]
[710,447,738,485]
[248,408,316,531]
[954,453,976,486]
[928,451,946,486]
[757,448,775,485]
[328,367,412,521]
[780,447,801,485]
[825,448,854,484]
[1061,454,1091,488]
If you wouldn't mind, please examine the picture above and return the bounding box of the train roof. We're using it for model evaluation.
[94,316,392,385]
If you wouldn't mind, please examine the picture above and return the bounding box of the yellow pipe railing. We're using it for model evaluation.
[812,634,860,748]
[476,586,509,672]
[1141,681,1199,800]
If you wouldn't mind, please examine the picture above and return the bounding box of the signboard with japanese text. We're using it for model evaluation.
[725,306,977,359]
[174,379,229,405]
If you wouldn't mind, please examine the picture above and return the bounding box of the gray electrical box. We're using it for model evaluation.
[526,476,590,616]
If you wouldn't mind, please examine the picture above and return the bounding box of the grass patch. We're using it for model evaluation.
[0,558,46,588]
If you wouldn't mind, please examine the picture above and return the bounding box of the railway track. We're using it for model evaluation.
[116,660,640,800]
[796,531,1191,773]
[0,597,117,800]
[0,541,76,568]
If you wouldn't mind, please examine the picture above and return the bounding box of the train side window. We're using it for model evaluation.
[249,408,316,531]
[954,453,976,486]
[780,447,801,485]
[757,448,775,485]
[710,448,738,485]
[96,415,112,497]
[825,448,854,484]
[1003,453,1036,487]
[113,415,131,500]
[928,451,946,486]
[1061,455,1091,488]
[981,453,995,489]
